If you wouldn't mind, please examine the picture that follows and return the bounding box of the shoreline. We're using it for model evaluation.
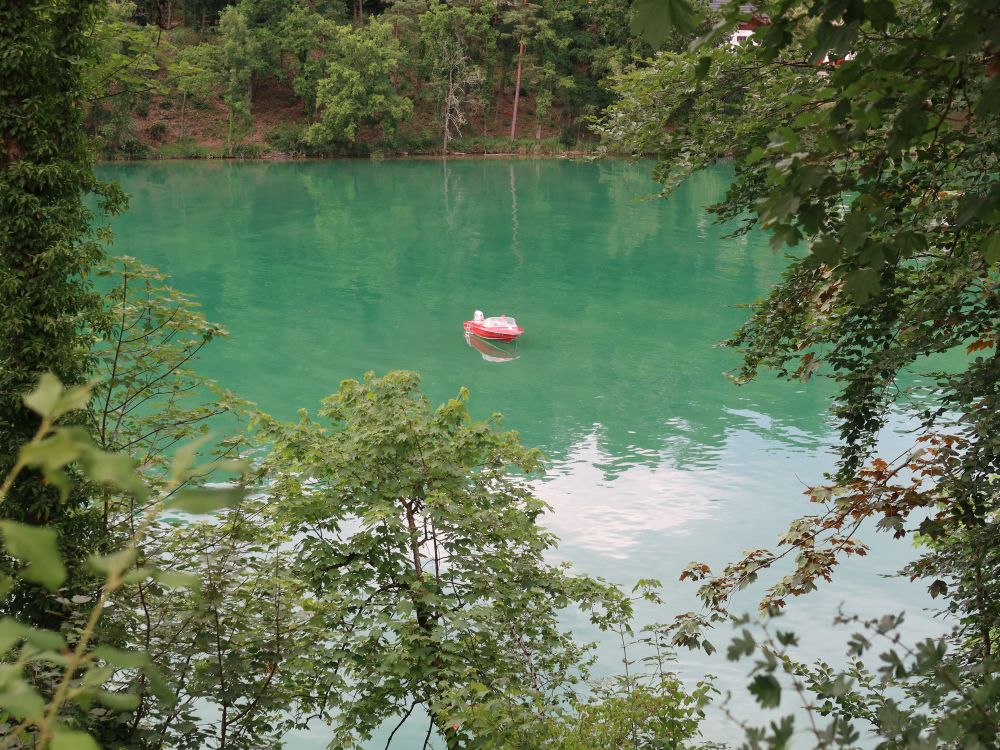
[98,150,611,164]
[99,138,613,164]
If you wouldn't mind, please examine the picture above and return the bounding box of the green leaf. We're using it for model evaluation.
[25,627,65,652]
[775,630,799,647]
[0,522,66,591]
[51,382,95,419]
[956,194,988,226]
[748,673,782,708]
[0,680,45,720]
[211,458,252,476]
[121,567,153,584]
[19,429,86,472]
[89,645,149,669]
[80,449,146,500]
[143,662,176,704]
[41,466,71,503]
[631,0,698,45]
[863,0,898,31]
[170,435,211,482]
[88,549,138,578]
[744,146,767,165]
[844,267,881,303]
[0,618,28,655]
[841,211,868,251]
[95,690,141,712]
[974,75,1000,117]
[23,373,63,418]
[52,728,100,750]
[695,55,712,80]
[727,629,756,661]
[894,230,926,258]
[80,664,115,688]
[763,191,801,224]
[153,570,200,589]
[164,486,245,514]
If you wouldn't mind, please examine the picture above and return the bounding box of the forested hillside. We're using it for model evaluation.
[88,0,671,158]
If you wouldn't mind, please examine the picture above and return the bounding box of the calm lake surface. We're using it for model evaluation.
[99,159,939,747]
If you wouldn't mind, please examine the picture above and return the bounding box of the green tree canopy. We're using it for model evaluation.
[306,20,412,146]
[216,5,259,155]
[255,372,630,748]
[419,3,493,151]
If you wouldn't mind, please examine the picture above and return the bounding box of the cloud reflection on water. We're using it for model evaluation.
[537,429,716,559]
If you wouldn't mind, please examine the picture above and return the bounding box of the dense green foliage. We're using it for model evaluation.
[307,20,412,144]
[1,1,112,523]
[84,0,660,157]
[0,0,130,629]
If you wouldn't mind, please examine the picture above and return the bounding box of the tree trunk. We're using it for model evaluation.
[180,91,186,139]
[402,500,460,750]
[443,71,452,154]
[509,39,525,140]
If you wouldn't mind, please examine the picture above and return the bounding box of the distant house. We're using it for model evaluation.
[708,2,853,66]
[708,1,768,45]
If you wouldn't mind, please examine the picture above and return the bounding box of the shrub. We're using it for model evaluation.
[264,122,305,153]
[146,122,167,141]
[232,143,263,159]
[135,92,150,118]
[154,139,217,159]
[169,25,201,49]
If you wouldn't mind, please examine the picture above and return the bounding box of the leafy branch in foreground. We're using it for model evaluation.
[84,257,301,750]
[717,609,1000,749]
[0,374,248,750]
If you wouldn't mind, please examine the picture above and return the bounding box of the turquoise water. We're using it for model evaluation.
[99,159,938,747]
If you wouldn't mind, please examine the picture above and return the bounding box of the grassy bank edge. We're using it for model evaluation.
[104,134,614,161]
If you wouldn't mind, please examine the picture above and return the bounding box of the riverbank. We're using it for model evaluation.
[123,134,604,161]
[97,121,622,163]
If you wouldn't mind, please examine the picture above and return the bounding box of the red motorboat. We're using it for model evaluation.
[463,311,523,342]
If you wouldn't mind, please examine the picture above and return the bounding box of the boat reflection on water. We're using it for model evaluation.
[464,332,520,363]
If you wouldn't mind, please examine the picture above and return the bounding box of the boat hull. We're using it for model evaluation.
[463,320,523,342]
